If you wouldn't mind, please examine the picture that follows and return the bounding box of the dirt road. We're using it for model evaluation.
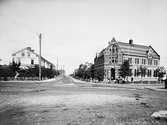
[0,77,167,125]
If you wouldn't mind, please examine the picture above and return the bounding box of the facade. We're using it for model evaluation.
[94,37,160,81]
[12,47,55,69]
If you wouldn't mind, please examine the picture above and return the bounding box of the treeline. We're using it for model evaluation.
[74,62,94,80]
[73,60,166,83]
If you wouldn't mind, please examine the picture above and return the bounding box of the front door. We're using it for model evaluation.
[111,68,115,80]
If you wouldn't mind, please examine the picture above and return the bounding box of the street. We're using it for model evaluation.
[0,76,167,125]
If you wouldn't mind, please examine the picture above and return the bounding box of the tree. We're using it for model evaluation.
[137,65,147,82]
[156,66,166,81]
[74,62,93,80]
[90,64,95,79]
[9,60,21,74]
[118,60,132,81]
[94,68,104,81]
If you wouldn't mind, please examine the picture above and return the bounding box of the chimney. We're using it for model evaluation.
[27,47,31,50]
[129,39,133,45]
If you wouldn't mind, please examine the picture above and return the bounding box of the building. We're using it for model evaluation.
[12,47,55,69]
[94,37,160,81]
[59,69,65,76]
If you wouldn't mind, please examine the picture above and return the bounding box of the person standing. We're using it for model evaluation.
[165,76,167,89]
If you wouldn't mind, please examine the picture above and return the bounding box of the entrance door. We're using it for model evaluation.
[111,68,115,80]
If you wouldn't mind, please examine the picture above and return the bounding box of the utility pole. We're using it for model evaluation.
[39,33,42,83]
[57,59,58,70]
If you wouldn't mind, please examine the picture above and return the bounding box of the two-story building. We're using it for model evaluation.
[12,47,55,69]
[94,37,160,81]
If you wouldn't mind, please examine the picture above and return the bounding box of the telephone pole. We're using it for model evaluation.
[57,59,58,70]
[39,33,42,83]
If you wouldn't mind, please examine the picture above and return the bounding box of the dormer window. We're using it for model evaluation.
[27,51,30,57]
[22,51,25,56]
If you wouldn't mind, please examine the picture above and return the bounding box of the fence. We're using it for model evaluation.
[0,77,50,81]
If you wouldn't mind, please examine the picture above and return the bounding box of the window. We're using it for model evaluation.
[154,70,158,77]
[112,46,114,53]
[109,48,112,53]
[112,45,118,54]
[142,59,146,65]
[147,70,150,77]
[134,69,137,76]
[154,60,158,65]
[137,69,139,76]
[22,51,25,56]
[27,51,30,57]
[115,57,118,63]
[31,59,34,65]
[154,70,157,77]
[148,59,152,65]
[147,70,152,77]
[112,57,114,63]
[109,57,111,63]
[135,58,139,64]
[128,58,132,64]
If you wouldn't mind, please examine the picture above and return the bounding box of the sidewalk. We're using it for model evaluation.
[41,77,62,83]
[71,77,167,92]
[0,77,62,83]
[143,86,167,92]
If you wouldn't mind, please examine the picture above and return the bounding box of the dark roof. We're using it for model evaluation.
[96,38,160,59]
[117,41,150,56]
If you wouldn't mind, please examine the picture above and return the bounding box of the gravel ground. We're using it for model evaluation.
[0,77,167,125]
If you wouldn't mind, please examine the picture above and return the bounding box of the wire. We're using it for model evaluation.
[0,13,38,36]
[0,31,38,42]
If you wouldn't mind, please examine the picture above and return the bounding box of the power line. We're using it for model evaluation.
[0,13,38,36]
[0,29,38,40]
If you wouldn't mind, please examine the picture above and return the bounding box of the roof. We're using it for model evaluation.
[117,41,160,58]
[11,47,55,66]
[96,37,160,59]
[12,47,38,57]
[117,41,150,56]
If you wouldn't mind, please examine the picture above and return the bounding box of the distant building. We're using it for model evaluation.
[73,69,78,76]
[59,69,65,76]
[94,37,160,81]
[12,47,55,69]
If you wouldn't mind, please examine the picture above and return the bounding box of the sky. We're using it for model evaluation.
[0,0,167,75]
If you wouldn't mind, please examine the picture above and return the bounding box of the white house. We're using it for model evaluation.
[12,47,55,69]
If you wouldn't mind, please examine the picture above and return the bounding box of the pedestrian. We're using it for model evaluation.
[165,76,167,89]
[131,77,133,83]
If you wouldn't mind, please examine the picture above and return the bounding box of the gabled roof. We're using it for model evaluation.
[96,38,160,59]
[11,47,55,66]
[117,41,150,56]
[117,41,160,58]
[97,48,106,58]
[111,37,116,42]
[12,47,38,57]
